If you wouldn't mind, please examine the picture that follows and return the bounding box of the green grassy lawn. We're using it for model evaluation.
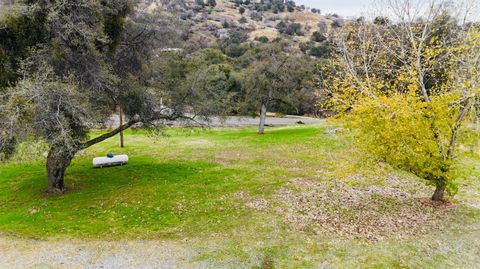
[1,123,480,268]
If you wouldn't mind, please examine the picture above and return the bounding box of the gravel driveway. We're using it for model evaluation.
[0,236,210,269]
[199,115,324,126]
[105,115,324,128]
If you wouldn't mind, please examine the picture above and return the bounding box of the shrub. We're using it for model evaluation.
[255,36,269,43]
[277,21,303,36]
[239,16,248,24]
[195,0,205,7]
[286,22,303,35]
[308,43,333,58]
[224,43,247,57]
[207,0,216,7]
[286,0,296,12]
[180,10,194,20]
[311,31,326,42]
[331,18,343,28]
[318,20,327,32]
[299,41,314,53]
[250,11,263,21]
[374,16,390,25]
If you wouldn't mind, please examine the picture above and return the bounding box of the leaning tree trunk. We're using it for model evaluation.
[258,103,267,135]
[46,149,74,194]
[431,184,446,202]
[42,116,140,194]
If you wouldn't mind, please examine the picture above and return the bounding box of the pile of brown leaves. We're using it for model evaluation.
[276,177,452,241]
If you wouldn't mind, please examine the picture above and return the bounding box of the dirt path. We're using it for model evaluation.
[0,236,209,269]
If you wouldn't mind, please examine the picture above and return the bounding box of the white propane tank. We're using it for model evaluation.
[93,154,128,168]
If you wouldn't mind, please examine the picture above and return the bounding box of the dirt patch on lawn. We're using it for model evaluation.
[213,149,259,165]
[277,176,452,241]
[182,139,213,147]
[232,191,270,211]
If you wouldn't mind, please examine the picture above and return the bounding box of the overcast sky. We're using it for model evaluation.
[297,0,480,19]
[296,0,374,17]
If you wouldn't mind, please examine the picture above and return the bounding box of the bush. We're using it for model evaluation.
[218,29,248,53]
[286,0,296,12]
[273,3,285,13]
[207,0,216,7]
[276,20,287,31]
[318,20,327,33]
[239,6,245,14]
[311,31,326,42]
[374,16,390,25]
[239,16,248,24]
[221,29,248,46]
[224,43,248,57]
[193,5,204,12]
[286,22,303,35]
[331,18,343,28]
[256,3,270,12]
[250,11,263,21]
[180,10,194,20]
[277,21,303,36]
[299,41,314,53]
[308,43,333,58]
[255,36,269,43]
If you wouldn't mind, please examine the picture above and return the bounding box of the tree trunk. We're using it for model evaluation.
[431,184,445,202]
[119,106,124,148]
[258,103,267,134]
[42,116,141,194]
[46,149,74,194]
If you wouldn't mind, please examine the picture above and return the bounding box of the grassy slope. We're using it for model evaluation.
[1,123,480,268]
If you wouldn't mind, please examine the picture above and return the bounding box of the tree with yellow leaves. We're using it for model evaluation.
[325,0,480,201]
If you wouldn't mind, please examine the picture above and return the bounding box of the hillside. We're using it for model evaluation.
[136,0,342,51]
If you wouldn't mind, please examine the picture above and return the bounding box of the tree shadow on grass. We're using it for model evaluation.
[0,157,252,238]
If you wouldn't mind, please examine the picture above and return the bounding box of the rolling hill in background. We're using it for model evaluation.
[136,0,344,53]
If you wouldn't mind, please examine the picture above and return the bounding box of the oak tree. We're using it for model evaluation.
[0,0,225,193]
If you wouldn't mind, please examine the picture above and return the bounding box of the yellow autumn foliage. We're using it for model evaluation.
[324,17,480,200]
[346,92,461,195]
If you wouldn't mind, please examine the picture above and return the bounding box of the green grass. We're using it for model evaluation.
[1,123,480,268]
